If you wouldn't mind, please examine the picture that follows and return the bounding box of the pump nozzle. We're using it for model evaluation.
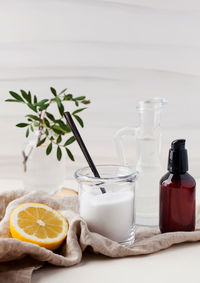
[171,139,186,150]
[168,139,188,173]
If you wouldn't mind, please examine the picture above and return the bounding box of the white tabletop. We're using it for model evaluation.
[32,243,200,283]
[0,179,199,283]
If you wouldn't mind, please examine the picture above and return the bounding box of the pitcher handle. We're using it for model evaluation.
[114,127,136,165]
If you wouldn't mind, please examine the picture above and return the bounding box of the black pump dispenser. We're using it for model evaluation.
[168,139,188,173]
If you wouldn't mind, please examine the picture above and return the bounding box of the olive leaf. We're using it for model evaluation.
[34,122,40,127]
[37,138,46,147]
[5,99,21,103]
[46,143,52,155]
[46,112,55,122]
[26,114,41,121]
[55,97,64,116]
[33,95,37,104]
[73,115,84,127]
[72,108,87,115]
[50,87,57,97]
[44,118,50,127]
[57,146,62,161]
[75,96,86,100]
[21,90,31,104]
[65,148,74,161]
[26,128,29,138]
[16,123,29,128]
[56,135,62,144]
[56,120,70,132]
[9,91,24,102]
[64,136,75,146]
[81,100,90,105]
[63,94,73,101]
[27,103,37,113]
[59,88,67,95]
[51,125,65,135]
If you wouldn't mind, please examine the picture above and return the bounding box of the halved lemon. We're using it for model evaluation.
[10,203,68,250]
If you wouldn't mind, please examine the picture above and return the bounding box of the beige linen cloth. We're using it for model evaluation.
[0,189,200,283]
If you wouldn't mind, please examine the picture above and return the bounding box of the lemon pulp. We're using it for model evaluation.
[10,203,68,250]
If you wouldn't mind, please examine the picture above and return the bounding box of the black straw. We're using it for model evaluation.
[64,112,106,194]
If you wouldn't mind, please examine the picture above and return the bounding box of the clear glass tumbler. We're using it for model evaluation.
[75,165,138,245]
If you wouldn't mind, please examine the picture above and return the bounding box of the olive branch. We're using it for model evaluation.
[5,87,90,171]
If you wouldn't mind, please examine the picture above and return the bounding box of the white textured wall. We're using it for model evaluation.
[1,0,200,179]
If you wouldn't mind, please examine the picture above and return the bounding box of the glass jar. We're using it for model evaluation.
[75,165,138,245]
[22,131,66,194]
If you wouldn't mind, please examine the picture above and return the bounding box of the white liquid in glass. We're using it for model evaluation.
[80,190,135,243]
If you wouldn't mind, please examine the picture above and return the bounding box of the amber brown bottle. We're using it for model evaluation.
[159,139,196,233]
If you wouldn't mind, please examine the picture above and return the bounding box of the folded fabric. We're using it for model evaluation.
[0,189,199,283]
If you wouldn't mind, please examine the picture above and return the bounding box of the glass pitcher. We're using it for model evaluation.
[114,98,167,226]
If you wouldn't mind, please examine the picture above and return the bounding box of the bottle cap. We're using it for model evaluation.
[168,139,188,173]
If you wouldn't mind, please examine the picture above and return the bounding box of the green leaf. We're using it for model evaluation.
[50,87,57,97]
[44,118,50,127]
[74,115,84,127]
[75,100,79,106]
[59,88,67,95]
[27,103,37,113]
[33,95,37,104]
[46,143,52,155]
[34,122,40,127]
[35,99,49,111]
[16,123,29,128]
[63,94,73,101]
[20,90,31,103]
[75,96,86,101]
[26,128,29,137]
[37,137,46,147]
[26,114,40,121]
[9,91,24,102]
[57,146,62,161]
[81,100,91,105]
[46,112,55,122]
[39,105,48,111]
[50,98,56,103]
[45,129,49,136]
[28,91,32,101]
[56,120,70,132]
[30,125,34,132]
[72,107,86,115]
[64,136,75,146]
[51,125,65,135]
[56,135,62,144]
[65,148,75,161]
[35,99,49,106]
[5,99,21,103]
[55,97,64,116]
